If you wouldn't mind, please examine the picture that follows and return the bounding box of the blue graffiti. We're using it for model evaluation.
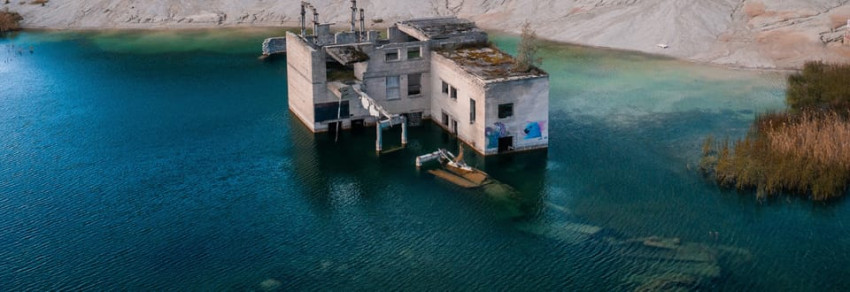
[485,122,510,149]
[523,121,545,140]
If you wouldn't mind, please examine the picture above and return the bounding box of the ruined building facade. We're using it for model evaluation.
[286,1,548,155]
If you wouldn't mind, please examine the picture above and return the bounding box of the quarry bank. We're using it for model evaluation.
[6,0,850,69]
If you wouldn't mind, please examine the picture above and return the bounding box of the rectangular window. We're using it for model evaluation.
[450,87,457,100]
[385,50,399,62]
[498,103,513,119]
[441,81,449,94]
[469,99,476,124]
[386,76,400,100]
[408,73,421,96]
[407,47,422,59]
[442,112,449,126]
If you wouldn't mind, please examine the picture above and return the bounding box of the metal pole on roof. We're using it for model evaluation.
[359,9,366,41]
[300,2,306,37]
[350,0,357,32]
[311,5,319,35]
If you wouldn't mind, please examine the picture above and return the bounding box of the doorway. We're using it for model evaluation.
[328,122,340,136]
[498,136,513,153]
[351,119,364,134]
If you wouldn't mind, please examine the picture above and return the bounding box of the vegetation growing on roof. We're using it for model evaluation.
[513,22,542,73]
[436,42,545,80]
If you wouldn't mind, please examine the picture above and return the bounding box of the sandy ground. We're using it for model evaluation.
[5,0,850,69]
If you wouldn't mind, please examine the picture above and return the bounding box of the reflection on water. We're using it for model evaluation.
[0,29,847,291]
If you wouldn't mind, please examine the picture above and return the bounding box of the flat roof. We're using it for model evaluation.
[436,46,547,81]
[397,17,484,40]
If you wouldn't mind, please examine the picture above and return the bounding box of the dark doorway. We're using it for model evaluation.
[351,119,364,134]
[451,120,458,134]
[327,122,340,136]
[498,136,513,153]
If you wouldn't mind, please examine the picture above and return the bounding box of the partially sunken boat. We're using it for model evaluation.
[417,148,488,188]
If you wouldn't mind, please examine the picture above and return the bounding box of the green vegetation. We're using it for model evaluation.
[0,10,22,33]
[787,62,850,111]
[700,62,850,200]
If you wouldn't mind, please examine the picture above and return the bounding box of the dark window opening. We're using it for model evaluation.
[326,60,355,82]
[498,103,513,119]
[450,87,457,100]
[407,47,421,59]
[441,81,449,94]
[402,112,423,127]
[442,112,449,126]
[408,74,421,96]
[351,119,365,133]
[469,99,476,124]
[315,101,350,123]
[386,50,399,61]
[498,136,513,153]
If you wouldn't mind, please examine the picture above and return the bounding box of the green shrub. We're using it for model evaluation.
[787,61,850,112]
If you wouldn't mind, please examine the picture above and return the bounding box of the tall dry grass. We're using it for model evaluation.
[701,111,850,200]
[701,61,850,200]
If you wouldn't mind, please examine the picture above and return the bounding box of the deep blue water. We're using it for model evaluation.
[1,30,848,291]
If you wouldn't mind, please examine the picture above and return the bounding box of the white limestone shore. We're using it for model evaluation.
[6,0,850,69]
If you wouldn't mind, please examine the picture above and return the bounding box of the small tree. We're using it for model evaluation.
[513,21,542,72]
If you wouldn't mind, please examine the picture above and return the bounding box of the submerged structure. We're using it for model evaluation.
[285,1,549,155]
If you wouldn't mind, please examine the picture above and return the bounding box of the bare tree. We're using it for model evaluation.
[513,21,541,72]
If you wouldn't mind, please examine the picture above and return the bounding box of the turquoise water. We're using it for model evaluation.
[1,29,848,290]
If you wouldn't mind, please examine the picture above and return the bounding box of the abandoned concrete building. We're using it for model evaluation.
[285,1,549,155]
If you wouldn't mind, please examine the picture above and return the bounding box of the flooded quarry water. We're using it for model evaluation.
[1,29,848,291]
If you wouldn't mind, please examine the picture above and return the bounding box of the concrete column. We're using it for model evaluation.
[376,121,383,152]
[350,0,357,32]
[313,10,319,35]
[300,3,306,37]
[401,116,408,145]
[359,9,365,42]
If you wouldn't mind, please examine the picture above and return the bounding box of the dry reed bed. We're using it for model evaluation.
[701,61,850,201]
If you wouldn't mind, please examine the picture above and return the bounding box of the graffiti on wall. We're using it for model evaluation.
[523,121,547,140]
[485,122,510,149]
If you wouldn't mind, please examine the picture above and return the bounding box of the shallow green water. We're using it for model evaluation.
[1,29,847,290]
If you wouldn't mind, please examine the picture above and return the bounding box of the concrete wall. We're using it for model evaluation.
[286,32,327,132]
[360,41,432,118]
[262,37,286,55]
[429,53,488,154]
[430,52,549,155]
[483,77,549,154]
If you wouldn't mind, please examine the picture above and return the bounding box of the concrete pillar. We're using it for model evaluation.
[350,0,357,32]
[401,116,408,145]
[359,9,365,42]
[313,10,319,35]
[376,121,383,152]
[300,2,306,37]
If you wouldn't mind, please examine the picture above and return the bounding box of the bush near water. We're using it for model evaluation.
[700,62,850,200]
